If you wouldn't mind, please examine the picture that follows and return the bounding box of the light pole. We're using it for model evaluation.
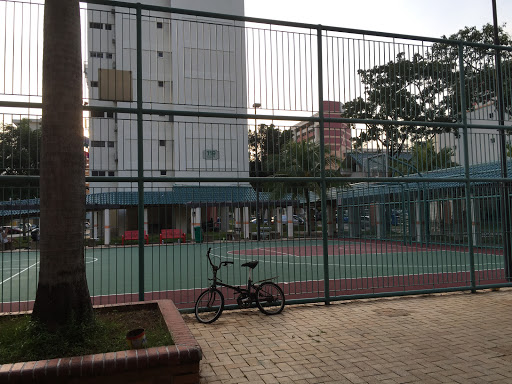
[253,103,261,241]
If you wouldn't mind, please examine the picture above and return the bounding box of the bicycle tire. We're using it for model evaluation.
[255,282,285,315]
[195,288,224,323]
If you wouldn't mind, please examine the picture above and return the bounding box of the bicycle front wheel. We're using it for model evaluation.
[195,288,225,323]
[256,282,285,315]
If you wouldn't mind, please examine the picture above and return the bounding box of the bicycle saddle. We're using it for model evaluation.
[241,260,259,269]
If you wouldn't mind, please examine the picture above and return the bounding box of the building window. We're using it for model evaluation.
[159,140,166,147]
[89,22,103,29]
[90,141,105,147]
[106,111,114,118]
[156,22,163,28]
[160,170,167,176]
[107,141,115,148]
[90,51,104,58]
[158,81,164,87]
[106,53,113,59]
[90,81,99,88]
[108,171,115,176]
[158,51,164,58]
[90,110,104,117]
[91,170,106,176]
[105,23,112,30]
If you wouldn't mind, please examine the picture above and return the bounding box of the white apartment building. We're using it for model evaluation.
[437,100,512,167]
[85,0,248,192]
[85,0,250,241]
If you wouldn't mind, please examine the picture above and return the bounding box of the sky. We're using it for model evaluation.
[244,0,512,40]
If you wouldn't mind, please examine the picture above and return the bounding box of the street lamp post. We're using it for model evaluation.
[253,103,261,241]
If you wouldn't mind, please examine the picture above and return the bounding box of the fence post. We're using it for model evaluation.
[458,43,476,292]
[136,3,145,301]
[492,0,512,281]
[317,26,330,305]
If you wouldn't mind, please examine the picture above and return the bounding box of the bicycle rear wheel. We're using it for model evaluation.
[195,288,224,323]
[256,282,285,315]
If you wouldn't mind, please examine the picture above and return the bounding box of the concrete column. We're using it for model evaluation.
[276,207,282,236]
[287,205,293,238]
[375,203,385,239]
[235,208,241,232]
[453,199,464,243]
[243,206,250,239]
[348,206,361,238]
[327,205,335,237]
[144,208,148,234]
[93,211,99,239]
[191,207,201,241]
[471,196,481,247]
[220,206,229,232]
[104,209,110,245]
[415,200,423,243]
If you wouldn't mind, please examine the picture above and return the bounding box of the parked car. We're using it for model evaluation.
[1,226,23,239]
[1,226,23,235]
[250,217,269,225]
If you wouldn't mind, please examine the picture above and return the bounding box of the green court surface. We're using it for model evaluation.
[0,240,505,304]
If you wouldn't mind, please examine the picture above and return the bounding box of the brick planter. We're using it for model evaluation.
[0,300,201,384]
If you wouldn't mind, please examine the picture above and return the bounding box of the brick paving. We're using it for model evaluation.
[184,288,512,383]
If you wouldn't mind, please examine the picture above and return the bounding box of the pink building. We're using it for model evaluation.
[293,101,351,160]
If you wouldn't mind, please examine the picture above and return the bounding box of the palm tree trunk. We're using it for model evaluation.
[32,0,92,329]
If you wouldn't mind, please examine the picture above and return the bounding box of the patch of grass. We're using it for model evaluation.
[0,306,173,364]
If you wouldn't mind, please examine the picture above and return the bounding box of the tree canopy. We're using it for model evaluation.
[263,140,342,234]
[392,140,457,176]
[0,119,41,176]
[343,24,512,161]
[0,119,41,200]
[248,123,293,179]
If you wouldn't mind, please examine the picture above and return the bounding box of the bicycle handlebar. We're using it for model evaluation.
[206,248,234,270]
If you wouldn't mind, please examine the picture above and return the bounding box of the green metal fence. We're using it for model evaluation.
[1,0,512,313]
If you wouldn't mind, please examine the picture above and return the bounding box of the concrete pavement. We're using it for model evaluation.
[184,288,512,383]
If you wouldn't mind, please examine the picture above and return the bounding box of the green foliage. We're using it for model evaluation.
[506,142,512,157]
[344,24,512,158]
[0,308,173,364]
[0,119,41,200]
[392,140,457,176]
[249,124,293,178]
[0,119,41,176]
[263,140,342,198]
[343,51,455,158]
[432,23,512,68]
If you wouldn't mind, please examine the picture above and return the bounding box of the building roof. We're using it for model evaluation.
[347,152,413,170]
[86,186,256,206]
[338,159,512,202]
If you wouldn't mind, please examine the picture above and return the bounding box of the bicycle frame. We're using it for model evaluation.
[206,249,257,297]
[195,248,286,323]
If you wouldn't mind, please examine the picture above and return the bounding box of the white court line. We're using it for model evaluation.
[0,257,97,287]
[0,261,39,286]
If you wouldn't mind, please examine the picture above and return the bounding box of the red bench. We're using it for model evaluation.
[160,229,186,243]
[121,230,149,245]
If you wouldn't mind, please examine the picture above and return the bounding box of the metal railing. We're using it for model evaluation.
[1,0,512,313]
